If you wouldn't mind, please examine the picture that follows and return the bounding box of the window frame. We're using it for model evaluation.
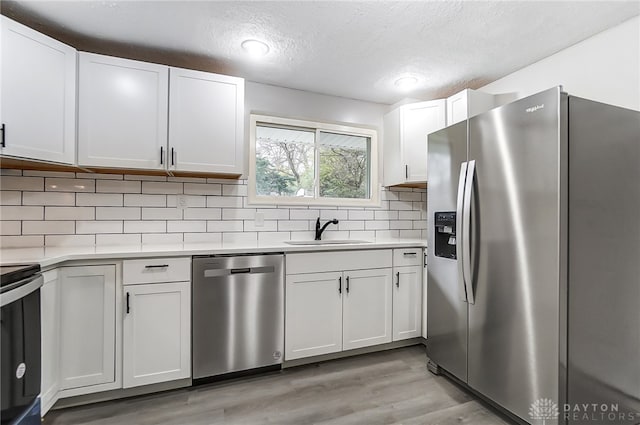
[248,114,380,207]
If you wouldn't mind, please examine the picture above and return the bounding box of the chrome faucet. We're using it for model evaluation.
[315,218,339,240]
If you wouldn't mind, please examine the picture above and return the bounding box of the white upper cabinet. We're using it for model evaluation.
[0,16,76,164]
[78,53,169,169]
[446,89,495,126]
[383,99,446,186]
[169,67,244,174]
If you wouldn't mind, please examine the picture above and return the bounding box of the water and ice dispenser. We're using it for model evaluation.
[434,212,457,259]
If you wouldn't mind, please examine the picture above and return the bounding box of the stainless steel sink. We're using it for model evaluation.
[285,239,372,245]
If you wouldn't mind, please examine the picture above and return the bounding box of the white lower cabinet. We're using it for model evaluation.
[40,269,60,416]
[343,268,392,350]
[392,265,423,341]
[285,249,395,361]
[285,272,343,360]
[58,264,118,391]
[123,281,191,388]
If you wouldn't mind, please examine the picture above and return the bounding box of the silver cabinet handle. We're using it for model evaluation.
[456,162,468,303]
[462,160,476,304]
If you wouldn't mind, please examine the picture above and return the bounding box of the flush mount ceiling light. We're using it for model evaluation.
[241,39,270,58]
[394,76,418,91]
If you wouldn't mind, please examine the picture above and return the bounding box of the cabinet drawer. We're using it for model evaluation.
[393,248,422,267]
[123,257,191,284]
[286,250,392,275]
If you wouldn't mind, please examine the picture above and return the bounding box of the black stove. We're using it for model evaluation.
[0,264,40,290]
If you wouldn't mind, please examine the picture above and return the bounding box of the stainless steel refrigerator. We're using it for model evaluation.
[426,87,640,425]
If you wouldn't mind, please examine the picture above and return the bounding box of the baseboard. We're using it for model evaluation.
[283,338,424,368]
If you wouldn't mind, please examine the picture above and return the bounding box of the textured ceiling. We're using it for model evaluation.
[3,1,639,104]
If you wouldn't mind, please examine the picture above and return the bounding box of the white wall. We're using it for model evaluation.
[481,16,640,111]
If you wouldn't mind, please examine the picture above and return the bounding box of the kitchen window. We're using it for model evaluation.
[248,114,379,207]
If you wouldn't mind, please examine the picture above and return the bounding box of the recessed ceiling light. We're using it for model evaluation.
[241,39,269,58]
[394,76,418,90]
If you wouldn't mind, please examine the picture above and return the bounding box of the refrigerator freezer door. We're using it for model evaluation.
[426,121,469,382]
[467,87,566,422]
[567,98,640,423]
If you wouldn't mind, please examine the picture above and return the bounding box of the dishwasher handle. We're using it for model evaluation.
[204,266,275,278]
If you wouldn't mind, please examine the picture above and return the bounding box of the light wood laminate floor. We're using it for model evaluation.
[45,346,511,425]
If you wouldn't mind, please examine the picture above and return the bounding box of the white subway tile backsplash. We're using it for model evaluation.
[167,195,206,208]
[289,209,320,220]
[223,232,257,244]
[23,170,74,178]
[76,220,123,234]
[46,178,95,192]
[339,221,365,231]
[183,232,222,244]
[0,176,44,191]
[142,181,183,194]
[389,200,412,211]
[23,192,75,206]
[141,233,183,244]
[1,206,43,220]
[141,207,182,220]
[243,220,278,232]
[365,220,390,230]
[23,221,74,235]
[348,210,374,220]
[258,209,289,220]
[222,208,255,220]
[0,169,426,248]
[96,179,141,193]
[167,221,206,233]
[258,232,291,243]
[222,184,248,197]
[320,210,348,220]
[375,210,398,220]
[206,196,242,208]
[183,208,221,220]
[96,233,141,246]
[0,191,21,205]
[1,235,44,248]
[124,221,166,234]
[0,221,21,236]
[184,183,221,196]
[398,191,422,202]
[45,234,95,246]
[278,220,308,231]
[389,220,412,230]
[207,220,243,232]
[46,207,95,221]
[76,193,123,207]
[124,194,166,207]
[96,207,141,220]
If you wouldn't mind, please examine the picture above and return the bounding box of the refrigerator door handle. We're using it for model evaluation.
[462,159,476,304]
[456,161,468,302]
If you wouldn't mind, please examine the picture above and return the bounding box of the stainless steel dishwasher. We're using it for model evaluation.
[192,254,284,380]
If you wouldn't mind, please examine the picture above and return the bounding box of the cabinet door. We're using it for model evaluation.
[40,270,60,416]
[0,16,76,164]
[78,53,168,169]
[401,100,446,183]
[446,90,469,126]
[123,281,190,388]
[58,265,116,390]
[392,265,423,341]
[343,268,392,350]
[169,68,244,174]
[285,272,343,360]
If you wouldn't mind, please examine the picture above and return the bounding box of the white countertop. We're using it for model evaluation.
[0,239,427,269]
